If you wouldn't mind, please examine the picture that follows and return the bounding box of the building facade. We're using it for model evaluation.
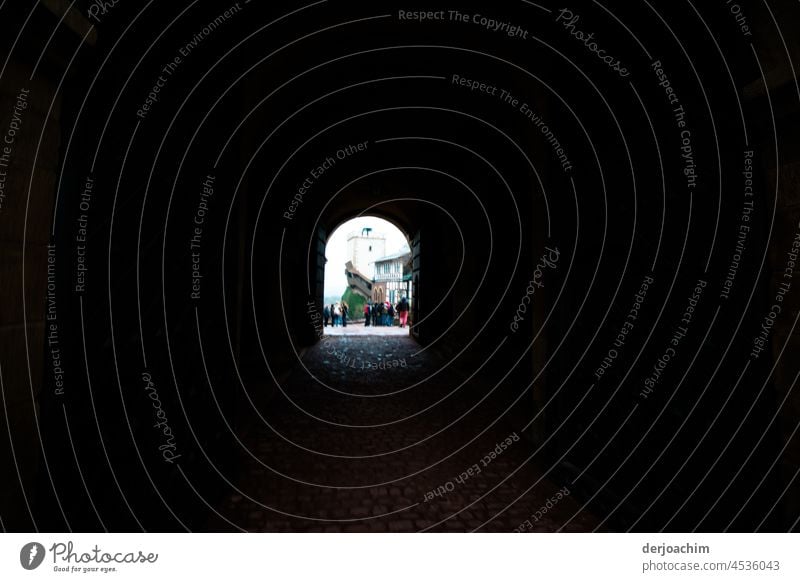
[372,250,412,306]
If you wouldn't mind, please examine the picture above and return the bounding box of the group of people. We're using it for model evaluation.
[323,302,348,327]
[322,297,410,328]
[364,297,410,328]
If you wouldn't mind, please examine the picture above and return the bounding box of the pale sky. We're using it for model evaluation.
[325,216,409,297]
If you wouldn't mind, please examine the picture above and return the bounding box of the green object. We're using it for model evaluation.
[341,287,367,319]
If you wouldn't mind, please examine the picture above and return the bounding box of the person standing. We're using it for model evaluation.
[387,302,395,327]
[397,296,409,328]
[323,304,330,327]
[333,303,341,326]
[364,303,371,326]
[342,302,348,327]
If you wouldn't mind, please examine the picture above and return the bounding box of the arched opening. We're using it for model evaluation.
[322,216,413,336]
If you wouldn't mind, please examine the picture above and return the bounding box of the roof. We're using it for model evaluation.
[374,250,411,263]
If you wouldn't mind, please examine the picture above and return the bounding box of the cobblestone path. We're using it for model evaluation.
[212,336,599,532]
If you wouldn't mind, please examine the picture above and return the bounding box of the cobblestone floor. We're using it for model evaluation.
[212,335,599,532]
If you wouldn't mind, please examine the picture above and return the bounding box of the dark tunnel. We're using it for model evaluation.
[1,0,799,534]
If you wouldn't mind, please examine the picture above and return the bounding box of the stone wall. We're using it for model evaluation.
[751,0,800,529]
[0,56,62,530]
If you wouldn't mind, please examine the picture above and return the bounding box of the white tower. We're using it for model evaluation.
[346,227,386,278]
